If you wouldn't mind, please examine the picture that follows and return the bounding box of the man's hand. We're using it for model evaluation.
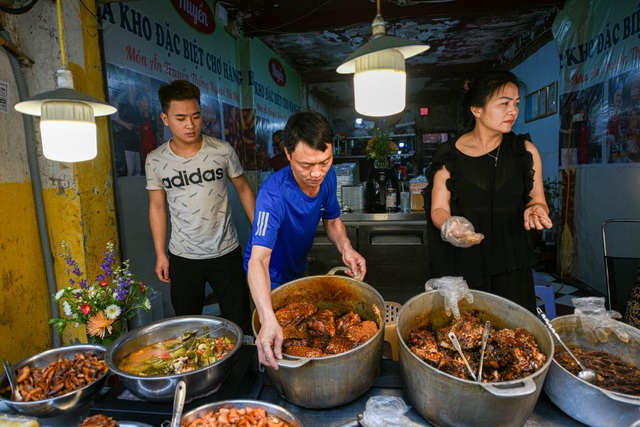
[155,253,170,283]
[342,246,367,280]
[256,315,283,370]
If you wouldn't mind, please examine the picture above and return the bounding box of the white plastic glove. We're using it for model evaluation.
[426,276,474,318]
[440,216,484,248]
[573,296,629,343]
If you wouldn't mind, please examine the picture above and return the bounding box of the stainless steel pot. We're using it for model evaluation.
[543,314,640,427]
[252,272,385,408]
[397,290,554,427]
[105,315,242,402]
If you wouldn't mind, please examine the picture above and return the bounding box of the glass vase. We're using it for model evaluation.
[86,317,128,347]
[374,158,391,169]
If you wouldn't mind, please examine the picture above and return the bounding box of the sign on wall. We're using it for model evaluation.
[553,0,640,168]
[99,0,301,175]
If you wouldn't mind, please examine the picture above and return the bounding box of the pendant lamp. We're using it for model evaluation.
[337,0,430,117]
[14,0,116,162]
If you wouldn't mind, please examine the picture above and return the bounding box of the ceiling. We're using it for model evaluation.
[222,0,566,109]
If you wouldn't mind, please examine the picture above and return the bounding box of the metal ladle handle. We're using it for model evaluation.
[536,308,588,371]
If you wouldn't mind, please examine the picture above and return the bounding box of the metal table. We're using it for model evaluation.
[17,345,586,426]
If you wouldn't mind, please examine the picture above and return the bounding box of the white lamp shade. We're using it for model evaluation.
[40,101,97,162]
[354,49,406,117]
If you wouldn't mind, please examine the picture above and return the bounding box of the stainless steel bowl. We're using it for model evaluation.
[105,315,242,402]
[181,399,304,426]
[0,344,109,418]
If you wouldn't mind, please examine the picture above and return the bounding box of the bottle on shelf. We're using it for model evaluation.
[385,179,397,212]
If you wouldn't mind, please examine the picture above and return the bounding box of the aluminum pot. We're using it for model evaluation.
[0,344,109,418]
[252,271,385,408]
[397,290,554,427]
[543,314,640,427]
[105,315,242,402]
[181,400,304,426]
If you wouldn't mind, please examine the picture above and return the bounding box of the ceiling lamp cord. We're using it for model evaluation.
[57,0,67,69]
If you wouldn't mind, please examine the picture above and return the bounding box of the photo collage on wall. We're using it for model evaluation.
[106,63,165,178]
[557,83,604,168]
[605,70,640,164]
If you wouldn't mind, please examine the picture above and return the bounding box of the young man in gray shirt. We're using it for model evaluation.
[145,80,255,334]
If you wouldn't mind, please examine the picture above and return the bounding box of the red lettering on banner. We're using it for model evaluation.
[171,0,215,34]
[268,58,287,86]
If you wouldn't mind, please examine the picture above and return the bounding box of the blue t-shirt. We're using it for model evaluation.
[243,166,341,288]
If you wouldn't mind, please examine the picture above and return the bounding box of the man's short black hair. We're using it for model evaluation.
[283,112,333,154]
[158,80,200,113]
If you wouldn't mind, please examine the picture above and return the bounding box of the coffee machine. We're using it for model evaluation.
[365,166,399,212]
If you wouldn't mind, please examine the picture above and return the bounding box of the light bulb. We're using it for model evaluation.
[40,101,97,162]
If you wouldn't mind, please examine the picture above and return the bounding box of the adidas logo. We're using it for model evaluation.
[162,167,224,188]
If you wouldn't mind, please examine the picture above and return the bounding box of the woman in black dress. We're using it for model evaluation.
[423,70,553,312]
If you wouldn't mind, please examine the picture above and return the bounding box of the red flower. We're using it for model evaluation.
[99,280,108,287]
[139,282,146,293]
[81,304,92,315]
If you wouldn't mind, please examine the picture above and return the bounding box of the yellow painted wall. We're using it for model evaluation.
[0,183,51,360]
[0,0,118,362]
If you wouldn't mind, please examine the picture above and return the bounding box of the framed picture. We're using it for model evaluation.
[547,81,557,115]
[539,87,547,117]
[525,91,539,123]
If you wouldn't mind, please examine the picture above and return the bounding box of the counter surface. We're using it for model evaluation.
[338,210,426,223]
[15,345,586,427]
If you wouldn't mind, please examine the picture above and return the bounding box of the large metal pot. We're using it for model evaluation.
[105,315,242,402]
[397,290,554,427]
[252,272,385,408]
[543,314,640,427]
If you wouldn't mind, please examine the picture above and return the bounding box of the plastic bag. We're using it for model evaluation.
[573,296,629,343]
[360,396,424,427]
[440,216,484,248]
[425,276,473,318]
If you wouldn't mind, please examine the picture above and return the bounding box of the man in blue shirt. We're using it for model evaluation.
[244,111,366,370]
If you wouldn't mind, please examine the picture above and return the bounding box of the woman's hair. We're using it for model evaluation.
[157,80,201,113]
[460,70,525,130]
[283,111,333,153]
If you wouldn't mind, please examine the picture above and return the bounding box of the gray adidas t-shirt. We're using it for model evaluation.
[145,135,244,259]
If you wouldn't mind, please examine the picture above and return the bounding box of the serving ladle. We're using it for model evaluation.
[536,308,597,383]
[3,360,22,401]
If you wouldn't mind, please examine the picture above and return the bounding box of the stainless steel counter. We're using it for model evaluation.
[338,210,426,224]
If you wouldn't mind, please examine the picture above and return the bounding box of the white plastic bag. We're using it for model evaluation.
[360,396,425,427]
[425,276,473,318]
[573,296,629,343]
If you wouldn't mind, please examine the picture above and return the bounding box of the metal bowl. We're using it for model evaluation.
[0,344,109,418]
[105,315,242,402]
[181,399,303,426]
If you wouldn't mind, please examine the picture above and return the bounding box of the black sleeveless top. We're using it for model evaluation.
[423,132,536,288]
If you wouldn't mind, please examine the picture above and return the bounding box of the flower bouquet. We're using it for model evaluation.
[50,241,150,346]
[366,126,398,167]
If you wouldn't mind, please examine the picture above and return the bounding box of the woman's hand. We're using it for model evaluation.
[524,204,553,230]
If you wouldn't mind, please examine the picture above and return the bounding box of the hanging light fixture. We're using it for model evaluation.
[14,0,116,162]
[337,0,430,117]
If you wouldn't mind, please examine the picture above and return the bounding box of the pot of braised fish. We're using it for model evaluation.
[251,270,385,408]
[396,290,553,427]
[105,315,242,402]
[543,314,640,427]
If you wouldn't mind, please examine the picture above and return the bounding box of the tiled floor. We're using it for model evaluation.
[533,270,606,318]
